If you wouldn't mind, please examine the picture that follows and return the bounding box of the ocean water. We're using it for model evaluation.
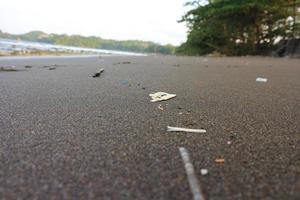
[0,38,146,56]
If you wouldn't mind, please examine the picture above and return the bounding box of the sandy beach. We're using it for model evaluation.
[0,55,299,199]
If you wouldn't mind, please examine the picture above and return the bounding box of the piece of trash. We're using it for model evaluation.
[142,87,146,90]
[200,169,208,176]
[256,77,268,82]
[158,104,164,111]
[24,65,32,68]
[167,126,206,133]
[0,66,17,72]
[227,141,232,145]
[149,92,176,102]
[215,158,225,164]
[92,68,104,78]
[49,67,56,70]
[178,112,183,115]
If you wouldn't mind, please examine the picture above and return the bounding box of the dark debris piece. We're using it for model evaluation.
[92,68,105,78]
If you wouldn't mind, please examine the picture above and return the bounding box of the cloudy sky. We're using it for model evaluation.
[0,0,190,45]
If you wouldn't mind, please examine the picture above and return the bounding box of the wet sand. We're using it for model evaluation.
[0,55,299,199]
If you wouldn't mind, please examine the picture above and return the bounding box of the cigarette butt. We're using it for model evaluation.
[215,158,225,163]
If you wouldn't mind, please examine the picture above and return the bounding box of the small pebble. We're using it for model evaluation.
[200,169,208,176]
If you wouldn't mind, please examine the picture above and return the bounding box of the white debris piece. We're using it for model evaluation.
[167,126,206,133]
[0,66,17,71]
[149,92,176,102]
[200,169,208,176]
[256,77,268,82]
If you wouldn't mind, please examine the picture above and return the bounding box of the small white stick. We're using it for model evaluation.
[167,126,206,133]
[179,147,205,200]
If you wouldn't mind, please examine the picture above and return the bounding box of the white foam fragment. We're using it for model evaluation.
[256,77,268,82]
[149,92,176,102]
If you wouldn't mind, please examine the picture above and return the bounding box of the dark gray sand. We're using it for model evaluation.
[0,55,299,199]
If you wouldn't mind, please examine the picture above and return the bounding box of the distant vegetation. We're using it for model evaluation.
[0,30,176,55]
[178,0,300,56]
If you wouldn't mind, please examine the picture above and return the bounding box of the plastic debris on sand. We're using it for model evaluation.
[167,126,206,133]
[149,92,176,102]
[0,66,17,72]
[256,77,268,82]
[93,68,105,78]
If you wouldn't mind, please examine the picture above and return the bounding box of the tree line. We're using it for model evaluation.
[177,0,300,56]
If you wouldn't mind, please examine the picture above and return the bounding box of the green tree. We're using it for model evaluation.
[178,0,299,55]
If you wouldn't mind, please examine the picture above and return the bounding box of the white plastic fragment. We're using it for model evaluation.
[0,66,17,71]
[149,92,176,102]
[167,126,206,133]
[256,77,268,82]
[200,169,208,176]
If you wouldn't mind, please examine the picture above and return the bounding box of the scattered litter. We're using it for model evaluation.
[114,61,132,65]
[48,67,56,70]
[149,92,176,102]
[256,77,268,83]
[92,68,104,78]
[200,169,208,176]
[24,65,32,68]
[0,66,17,72]
[158,104,164,111]
[167,126,206,133]
[178,112,183,115]
[215,158,225,164]
[227,141,232,145]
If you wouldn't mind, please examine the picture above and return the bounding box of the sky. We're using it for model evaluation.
[0,0,190,45]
